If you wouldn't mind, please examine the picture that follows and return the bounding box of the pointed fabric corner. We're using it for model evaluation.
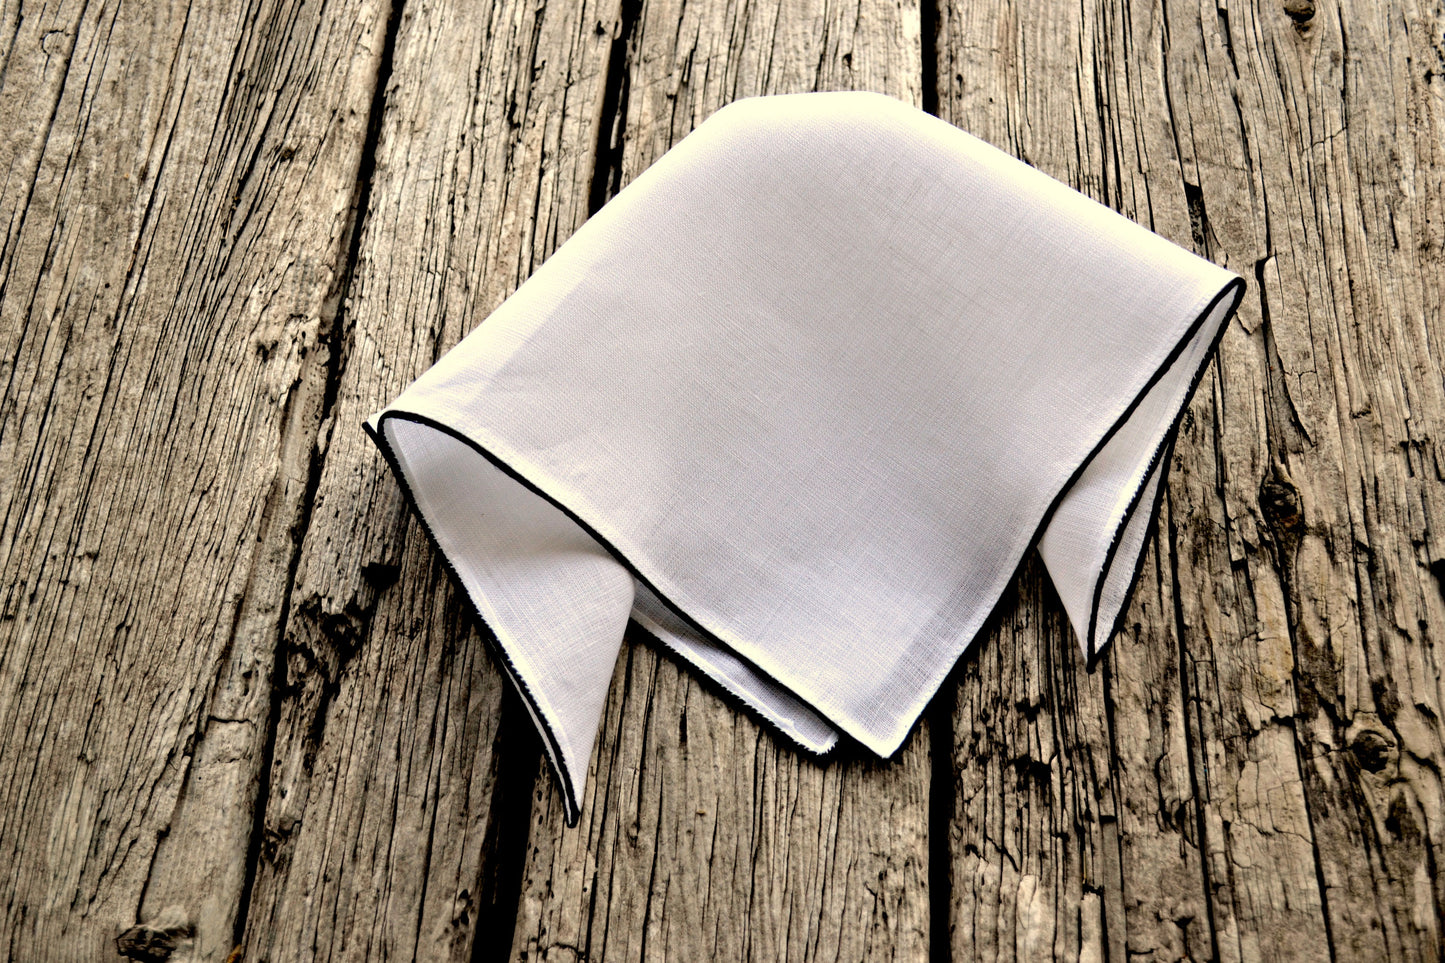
[370,415,634,825]
[1038,277,1243,663]
[365,91,1244,826]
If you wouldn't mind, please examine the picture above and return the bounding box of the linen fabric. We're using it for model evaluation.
[367,91,1245,825]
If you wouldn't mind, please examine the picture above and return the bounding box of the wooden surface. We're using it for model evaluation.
[1,0,1441,960]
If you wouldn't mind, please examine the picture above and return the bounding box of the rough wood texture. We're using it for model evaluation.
[937,0,1445,960]
[0,0,385,959]
[505,2,931,962]
[239,0,615,960]
[4,0,1443,960]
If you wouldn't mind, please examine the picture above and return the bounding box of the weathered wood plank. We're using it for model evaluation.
[238,0,617,959]
[0,0,386,959]
[506,3,930,961]
[7,0,1440,961]
[934,4,1238,955]
[937,0,1445,959]
[1165,2,1445,957]
[944,558,1121,962]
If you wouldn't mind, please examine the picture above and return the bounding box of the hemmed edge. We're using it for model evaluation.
[1084,275,1247,671]
[364,417,585,828]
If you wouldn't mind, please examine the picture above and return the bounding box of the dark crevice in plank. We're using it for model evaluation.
[588,0,644,215]
[230,0,406,948]
[1166,501,1224,963]
[921,0,939,117]
[471,691,543,963]
[924,13,949,946]
[318,0,405,437]
[928,697,953,963]
[1094,654,1128,963]
[1096,664,1120,963]
[1281,636,1340,961]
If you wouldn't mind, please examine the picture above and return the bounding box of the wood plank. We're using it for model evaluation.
[934,4,1237,955]
[0,0,386,959]
[944,559,1119,962]
[1164,2,1445,957]
[507,3,930,961]
[937,0,1445,959]
[238,1,618,959]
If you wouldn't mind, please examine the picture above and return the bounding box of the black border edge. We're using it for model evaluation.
[1082,274,1247,671]
[364,417,584,828]
[368,410,856,750]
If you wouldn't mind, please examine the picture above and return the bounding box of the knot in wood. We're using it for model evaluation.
[115,908,194,963]
[1258,475,1303,534]
[1283,0,1316,23]
[1349,730,1395,773]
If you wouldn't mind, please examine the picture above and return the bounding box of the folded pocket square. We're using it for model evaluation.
[366,91,1245,826]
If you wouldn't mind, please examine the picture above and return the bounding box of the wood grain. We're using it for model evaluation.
[0,0,386,959]
[936,0,1445,959]
[4,0,1443,959]
[506,3,931,962]
[238,0,617,960]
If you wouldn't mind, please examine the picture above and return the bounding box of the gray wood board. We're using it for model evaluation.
[505,2,931,962]
[936,1,1445,960]
[0,0,386,959]
[239,0,615,960]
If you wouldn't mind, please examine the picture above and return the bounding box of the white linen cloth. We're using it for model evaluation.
[367,91,1244,825]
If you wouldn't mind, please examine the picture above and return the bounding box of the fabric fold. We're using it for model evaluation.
[365,91,1244,825]
[370,415,634,824]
